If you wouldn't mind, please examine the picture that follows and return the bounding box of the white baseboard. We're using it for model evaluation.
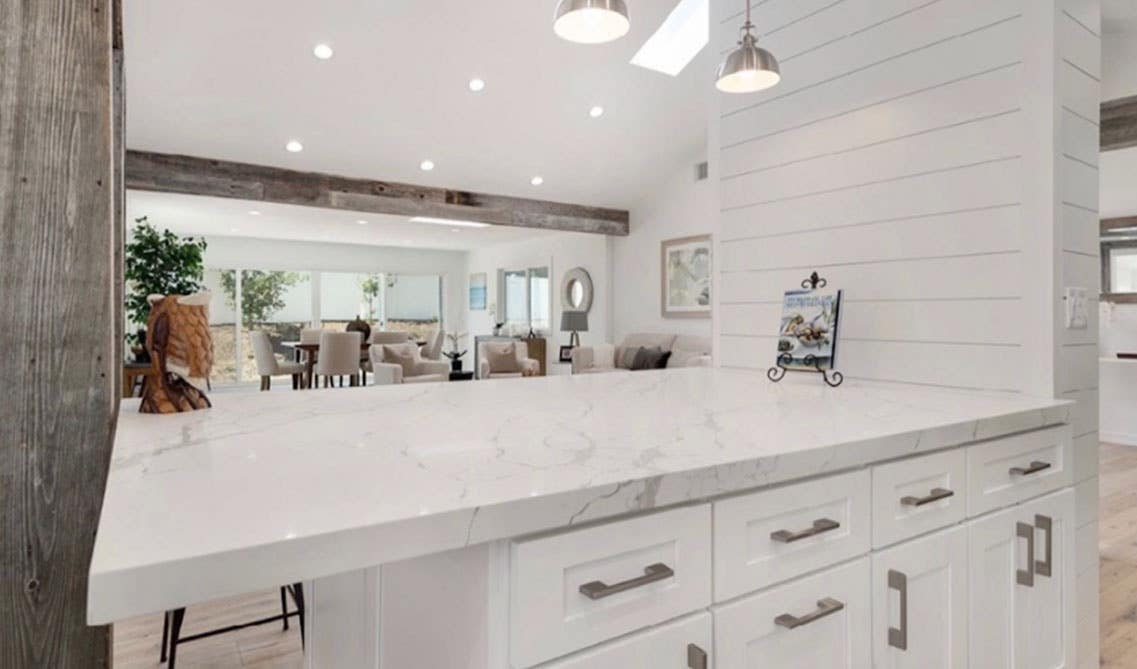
[1100,430,1137,446]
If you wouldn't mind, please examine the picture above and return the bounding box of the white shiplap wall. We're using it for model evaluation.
[714,0,1041,392]
[711,0,1098,664]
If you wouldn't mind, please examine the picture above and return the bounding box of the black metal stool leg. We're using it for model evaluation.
[160,610,170,662]
[280,586,289,631]
[167,607,186,668]
[290,583,306,649]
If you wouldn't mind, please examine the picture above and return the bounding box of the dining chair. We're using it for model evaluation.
[314,331,363,387]
[250,331,306,390]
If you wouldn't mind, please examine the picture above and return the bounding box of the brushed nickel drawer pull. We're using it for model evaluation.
[900,487,955,507]
[1035,514,1053,578]
[770,518,840,543]
[1009,460,1051,476]
[774,597,845,630]
[687,643,708,669]
[578,562,674,600]
[888,570,908,650]
[1016,521,1035,587]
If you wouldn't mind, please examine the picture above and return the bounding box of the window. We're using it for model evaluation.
[500,267,550,335]
[385,274,442,341]
[1102,232,1137,302]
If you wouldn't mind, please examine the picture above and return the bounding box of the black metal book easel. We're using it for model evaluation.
[767,271,844,388]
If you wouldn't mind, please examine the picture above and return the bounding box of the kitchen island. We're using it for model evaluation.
[90,368,1081,668]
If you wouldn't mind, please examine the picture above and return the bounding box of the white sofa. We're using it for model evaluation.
[571,333,711,375]
[478,340,540,379]
[367,341,450,385]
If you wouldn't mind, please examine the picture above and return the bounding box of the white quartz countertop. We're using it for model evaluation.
[89,368,1070,623]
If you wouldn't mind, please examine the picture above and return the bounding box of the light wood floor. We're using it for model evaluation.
[113,442,1137,667]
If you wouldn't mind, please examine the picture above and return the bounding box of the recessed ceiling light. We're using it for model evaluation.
[410,216,489,228]
[356,219,368,225]
[589,105,605,118]
[229,227,240,233]
[313,43,334,60]
[285,140,304,153]
[468,78,486,92]
[530,176,544,186]
[419,159,435,171]
[451,228,462,233]
[248,210,261,216]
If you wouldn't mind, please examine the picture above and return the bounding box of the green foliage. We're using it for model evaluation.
[220,270,300,326]
[124,217,207,342]
[359,274,383,322]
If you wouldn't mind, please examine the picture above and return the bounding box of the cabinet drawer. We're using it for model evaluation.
[535,612,712,669]
[510,504,712,668]
[872,449,967,548]
[713,470,870,602]
[966,425,1072,516]
[713,558,871,668]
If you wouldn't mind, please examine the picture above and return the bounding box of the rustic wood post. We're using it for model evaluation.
[0,0,119,665]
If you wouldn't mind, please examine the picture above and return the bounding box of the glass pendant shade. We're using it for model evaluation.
[554,0,630,44]
[716,33,780,93]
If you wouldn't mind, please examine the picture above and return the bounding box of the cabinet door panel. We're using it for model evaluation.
[968,505,1022,668]
[536,612,712,669]
[713,558,870,669]
[872,526,968,669]
[1019,489,1075,669]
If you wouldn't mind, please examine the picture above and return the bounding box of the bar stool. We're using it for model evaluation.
[159,584,304,668]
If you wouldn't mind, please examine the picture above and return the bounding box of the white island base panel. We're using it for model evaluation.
[86,369,1090,667]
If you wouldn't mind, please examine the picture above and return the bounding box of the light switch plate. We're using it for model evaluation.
[1065,287,1088,329]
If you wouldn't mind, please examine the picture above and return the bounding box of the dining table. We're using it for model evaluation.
[282,338,427,387]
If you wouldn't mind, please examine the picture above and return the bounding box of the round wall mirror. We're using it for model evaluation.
[561,267,593,312]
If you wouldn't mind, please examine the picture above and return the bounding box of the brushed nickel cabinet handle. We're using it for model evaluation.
[1035,514,1053,578]
[1016,521,1035,587]
[900,487,955,507]
[1009,460,1051,476]
[770,518,840,543]
[687,643,708,669]
[774,597,845,629]
[578,562,674,600]
[888,570,908,650]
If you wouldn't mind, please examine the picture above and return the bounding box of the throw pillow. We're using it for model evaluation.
[486,342,520,373]
[667,347,700,368]
[618,346,640,370]
[631,346,667,371]
[382,344,418,377]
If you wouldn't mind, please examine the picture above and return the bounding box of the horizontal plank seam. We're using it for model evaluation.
[721,333,1021,347]
[722,155,1019,212]
[721,61,1020,151]
[1062,105,1100,128]
[722,108,1020,181]
[722,203,1020,242]
[720,296,1021,306]
[722,13,1021,119]
[721,249,1019,274]
[1062,201,1099,214]
[1061,9,1100,38]
[1062,153,1099,171]
[1062,249,1099,258]
[1062,58,1101,84]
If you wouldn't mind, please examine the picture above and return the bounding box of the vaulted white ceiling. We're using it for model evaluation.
[123,0,713,211]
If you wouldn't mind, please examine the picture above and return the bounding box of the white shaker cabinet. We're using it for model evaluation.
[871,525,969,669]
[968,488,1076,669]
[535,612,712,669]
[713,558,871,669]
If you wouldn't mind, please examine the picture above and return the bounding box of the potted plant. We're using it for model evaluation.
[443,331,468,372]
[124,217,207,361]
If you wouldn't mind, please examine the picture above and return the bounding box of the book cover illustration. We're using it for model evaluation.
[776,289,842,370]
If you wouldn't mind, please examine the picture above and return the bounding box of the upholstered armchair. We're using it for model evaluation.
[367,341,449,385]
[477,340,540,379]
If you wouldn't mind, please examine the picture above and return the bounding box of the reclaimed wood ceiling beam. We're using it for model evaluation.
[1102,96,1137,152]
[1102,216,1137,234]
[125,151,630,236]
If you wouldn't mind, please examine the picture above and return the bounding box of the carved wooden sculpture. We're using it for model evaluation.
[140,292,214,413]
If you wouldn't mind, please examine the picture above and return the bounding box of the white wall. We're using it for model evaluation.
[200,235,467,331]
[466,232,611,369]
[614,150,715,343]
[1103,28,1137,100]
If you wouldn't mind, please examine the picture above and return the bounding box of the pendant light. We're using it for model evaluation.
[716,0,780,93]
[553,0,630,44]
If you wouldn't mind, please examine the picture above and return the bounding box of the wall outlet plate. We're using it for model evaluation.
[1065,287,1088,329]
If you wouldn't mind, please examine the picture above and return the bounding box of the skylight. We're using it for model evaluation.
[630,0,709,76]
